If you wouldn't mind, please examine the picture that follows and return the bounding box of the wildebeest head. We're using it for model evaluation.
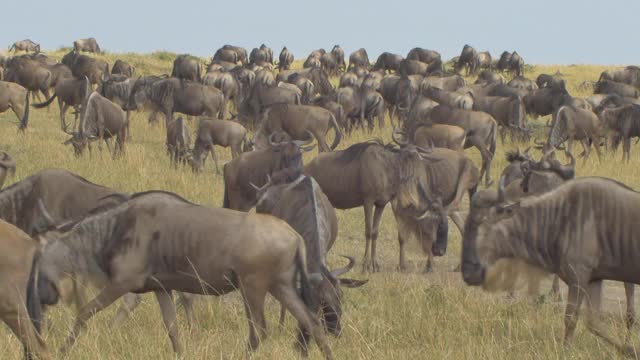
[520,149,575,193]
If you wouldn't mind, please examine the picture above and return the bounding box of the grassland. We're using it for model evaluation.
[0,50,637,359]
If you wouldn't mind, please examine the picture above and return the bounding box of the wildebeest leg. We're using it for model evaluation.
[155,290,184,355]
[392,203,411,272]
[110,293,142,328]
[549,276,562,301]
[61,284,129,354]
[270,282,333,360]
[4,310,51,360]
[279,305,287,328]
[59,99,68,131]
[315,131,330,152]
[584,280,635,356]
[361,203,373,272]
[563,282,585,346]
[623,137,631,163]
[449,211,465,237]
[579,139,591,164]
[469,137,493,186]
[241,282,268,351]
[592,137,603,163]
[176,292,195,331]
[209,144,220,174]
[624,283,635,335]
[370,205,385,272]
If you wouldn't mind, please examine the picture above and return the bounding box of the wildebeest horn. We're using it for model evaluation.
[497,175,506,204]
[330,255,356,278]
[557,150,576,179]
[292,130,314,147]
[391,128,408,146]
[0,152,16,175]
[249,174,271,192]
[36,199,56,228]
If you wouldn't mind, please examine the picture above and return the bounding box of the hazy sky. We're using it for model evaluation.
[3,0,637,64]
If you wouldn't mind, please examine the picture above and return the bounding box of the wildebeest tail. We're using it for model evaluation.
[26,250,42,333]
[489,120,497,156]
[19,92,30,130]
[549,106,568,148]
[32,93,57,109]
[328,112,342,150]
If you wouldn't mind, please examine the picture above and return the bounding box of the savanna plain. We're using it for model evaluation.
[0,50,637,359]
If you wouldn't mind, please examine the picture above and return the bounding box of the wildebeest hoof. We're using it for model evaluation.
[397,264,410,273]
[372,262,381,272]
[424,264,433,273]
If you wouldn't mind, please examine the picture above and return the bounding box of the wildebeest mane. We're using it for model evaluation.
[130,190,201,206]
[336,139,397,164]
[505,150,529,163]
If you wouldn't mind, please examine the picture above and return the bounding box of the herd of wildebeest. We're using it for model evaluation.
[1,37,640,359]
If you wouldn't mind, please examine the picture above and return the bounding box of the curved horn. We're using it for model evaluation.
[250,174,272,192]
[330,255,356,278]
[557,150,576,180]
[36,199,56,228]
[292,130,314,147]
[392,128,409,146]
[497,175,506,204]
[268,132,285,147]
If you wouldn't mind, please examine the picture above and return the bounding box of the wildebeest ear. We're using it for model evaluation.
[339,279,368,288]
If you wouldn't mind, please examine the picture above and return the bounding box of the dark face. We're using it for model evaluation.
[64,135,87,156]
[313,277,343,336]
[461,193,495,286]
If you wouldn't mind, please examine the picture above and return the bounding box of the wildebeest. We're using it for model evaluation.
[542,105,603,162]
[278,46,294,71]
[111,60,135,78]
[223,134,314,211]
[348,48,370,70]
[61,52,109,85]
[190,118,248,173]
[373,52,403,73]
[412,124,466,152]
[212,48,238,65]
[508,76,538,90]
[536,73,564,89]
[421,75,465,92]
[33,76,90,131]
[251,104,341,153]
[64,92,128,157]
[253,170,366,339]
[406,48,441,64]
[129,77,224,124]
[238,85,300,127]
[500,147,533,188]
[334,85,385,133]
[73,38,101,53]
[598,104,640,161]
[35,191,335,359]
[3,57,51,101]
[171,54,201,82]
[455,44,477,75]
[474,51,492,72]
[259,44,273,64]
[475,70,504,85]
[599,66,640,88]
[472,95,528,142]
[0,80,30,129]
[594,80,640,98]
[165,117,191,167]
[221,45,248,65]
[422,85,474,110]
[9,39,40,53]
[202,70,241,118]
[461,177,640,357]
[391,131,479,272]
[497,51,524,77]
[0,152,16,190]
[427,105,497,186]
[0,220,51,359]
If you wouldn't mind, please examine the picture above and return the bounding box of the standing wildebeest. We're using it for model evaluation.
[278,47,294,71]
[598,104,640,161]
[0,152,16,189]
[4,57,51,101]
[421,75,465,92]
[0,220,51,359]
[331,45,346,72]
[536,73,564,89]
[462,177,640,357]
[165,117,191,167]
[599,66,640,88]
[249,47,270,67]
[221,45,248,65]
[259,44,273,64]
[111,60,135,78]
[542,105,603,163]
[33,76,90,131]
[129,77,224,124]
[0,81,30,129]
[35,191,335,359]
[422,85,474,110]
[190,118,248,173]
[223,134,314,211]
[455,44,477,75]
[9,39,40,53]
[64,92,128,157]
[61,52,109,86]
[253,171,366,339]
[304,53,322,69]
[508,76,538,90]
[212,48,238,64]
[348,48,370,70]
[594,80,640,98]
[474,51,492,72]
[373,52,404,73]
[475,70,504,85]
[412,124,466,152]
[428,105,498,186]
[335,85,385,133]
[47,63,73,90]
[406,48,441,64]
[251,104,341,153]
[391,131,479,272]
[73,38,101,53]
[238,84,300,127]
[171,55,201,82]
[497,51,524,77]
[472,95,528,142]
[202,70,241,118]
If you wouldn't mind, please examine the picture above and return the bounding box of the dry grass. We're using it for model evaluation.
[0,54,637,359]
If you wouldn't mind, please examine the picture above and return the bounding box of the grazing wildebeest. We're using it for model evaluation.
[111,60,135,78]
[472,95,528,142]
[474,51,492,72]
[348,48,370,70]
[238,85,301,127]
[129,77,224,124]
[252,170,366,339]
[500,147,533,187]
[0,80,30,129]
[35,191,335,359]
[455,44,477,75]
[398,59,430,77]
[0,220,51,359]
[73,38,101,53]
[171,54,201,82]
[251,104,341,153]
[8,39,40,53]
[462,177,640,357]
[422,85,474,110]
[594,80,640,98]
[599,66,640,88]
[542,105,603,163]
[278,46,294,71]
[165,117,191,167]
[373,52,403,73]
[598,104,640,161]
[0,152,16,189]
[330,45,346,72]
[391,131,479,272]
[428,105,497,186]
[212,48,238,64]
[190,118,248,173]
[223,134,314,211]
[508,76,538,90]
[421,75,465,92]
[475,70,504,85]
[536,73,564,89]
[406,48,441,64]
[33,76,90,131]
[64,92,128,157]
[304,53,322,69]
[412,124,466,152]
[61,52,109,86]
